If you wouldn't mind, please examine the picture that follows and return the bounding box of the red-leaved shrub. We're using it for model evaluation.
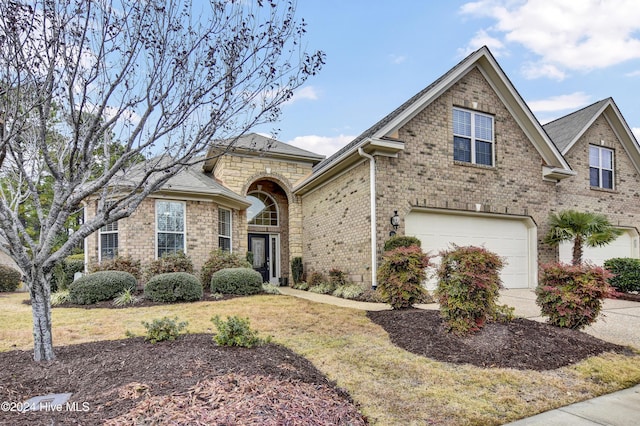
[377,245,431,309]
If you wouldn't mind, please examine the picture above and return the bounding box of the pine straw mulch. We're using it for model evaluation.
[0,334,367,426]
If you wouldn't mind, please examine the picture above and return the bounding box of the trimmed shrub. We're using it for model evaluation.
[210,267,262,295]
[211,315,268,348]
[89,256,142,280]
[377,245,431,309]
[51,254,85,291]
[291,257,303,285]
[146,252,194,278]
[68,271,136,305]
[200,250,251,289]
[536,262,613,329]
[435,245,512,334]
[383,235,422,252]
[142,316,188,343]
[0,265,21,292]
[604,257,640,293]
[144,272,203,303]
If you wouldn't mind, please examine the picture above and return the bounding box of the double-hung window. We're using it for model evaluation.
[589,145,614,189]
[99,221,118,260]
[453,108,494,166]
[156,200,185,257]
[218,208,232,251]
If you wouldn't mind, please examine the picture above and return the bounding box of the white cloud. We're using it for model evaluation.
[633,127,640,141]
[457,29,506,57]
[389,54,407,64]
[527,92,591,113]
[626,70,640,77]
[287,134,355,157]
[286,86,320,104]
[460,0,640,76]
[521,62,565,81]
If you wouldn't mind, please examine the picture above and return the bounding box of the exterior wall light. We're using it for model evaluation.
[389,210,400,236]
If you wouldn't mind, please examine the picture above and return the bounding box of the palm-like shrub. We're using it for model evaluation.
[545,210,622,265]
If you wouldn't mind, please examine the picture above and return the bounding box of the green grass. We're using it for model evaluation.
[1,292,639,425]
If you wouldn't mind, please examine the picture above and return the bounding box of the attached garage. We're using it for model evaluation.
[559,228,640,266]
[405,210,537,289]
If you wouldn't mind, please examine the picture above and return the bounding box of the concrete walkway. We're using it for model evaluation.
[278,286,640,426]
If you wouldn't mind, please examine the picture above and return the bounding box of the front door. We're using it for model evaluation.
[249,233,269,282]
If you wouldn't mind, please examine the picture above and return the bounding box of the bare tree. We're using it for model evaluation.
[0,0,324,361]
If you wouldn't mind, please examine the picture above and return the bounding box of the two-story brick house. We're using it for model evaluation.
[84,46,640,289]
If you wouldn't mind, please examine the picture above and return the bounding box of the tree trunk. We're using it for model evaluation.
[30,268,55,362]
[572,235,583,266]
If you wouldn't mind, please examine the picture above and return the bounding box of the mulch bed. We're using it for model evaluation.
[0,334,367,425]
[367,309,636,370]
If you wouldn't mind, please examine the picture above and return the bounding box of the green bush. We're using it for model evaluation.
[211,315,268,348]
[210,267,263,295]
[435,245,512,334]
[68,271,137,305]
[146,252,194,278]
[144,272,203,303]
[383,235,421,252]
[142,316,188,343]
[377,245,431,309]
[536,263,613,329]
[89,256,142,280]
[0,265,22,292]
[51,254,85,291]
[291,257,303,285]
[604,257,640,293]
[333,283,364,300]
[200,250,251,289]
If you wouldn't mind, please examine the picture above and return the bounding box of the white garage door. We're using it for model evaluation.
[559,228,640,266]
[405,211,536,289]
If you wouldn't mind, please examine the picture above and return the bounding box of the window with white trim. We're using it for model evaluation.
[156,200,185,257]
[589,145,614,189]
[247,192,278,226]
[453,108,494,166]
[99,221,118,260]
[218,208,232,251]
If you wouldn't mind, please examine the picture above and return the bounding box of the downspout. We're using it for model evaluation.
[358,147,377,289]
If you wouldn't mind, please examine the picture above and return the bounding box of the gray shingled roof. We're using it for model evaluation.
[220,133,324,161]
[543,99,610,153]
[312,47,488,173]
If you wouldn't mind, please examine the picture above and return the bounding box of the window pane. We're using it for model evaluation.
[157,201,184,232]
[476,140,492,165]
[218,236,231,251]
[454,136,471,162]
[247,192,278,226]
[453,109,471,136]
[602,170,613,189]
[158,233,184,257]
[601,149,613,169]
[219,209,231,237]
[590,167,600,187]
[475,115,493,141]
[589,146,600,167]
[100,233,118,259]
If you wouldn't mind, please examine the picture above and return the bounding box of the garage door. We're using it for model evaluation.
[559,228,640,266]
[405,211,537,289]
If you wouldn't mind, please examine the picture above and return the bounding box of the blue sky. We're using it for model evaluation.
[254,0,640,157]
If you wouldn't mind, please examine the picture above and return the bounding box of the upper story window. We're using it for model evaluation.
[156,200,185,258]
[453,108,494,166]
[218,208,232,251]
[589,145,614,189]
[247,192,278,226]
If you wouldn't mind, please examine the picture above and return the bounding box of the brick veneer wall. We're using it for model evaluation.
[301,161,372,283]
[556,115,640,231]
[85,196,240,273]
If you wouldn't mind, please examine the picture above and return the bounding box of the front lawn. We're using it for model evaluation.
[1,292,639,425]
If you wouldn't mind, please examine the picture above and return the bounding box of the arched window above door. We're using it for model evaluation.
[247,192,278,226]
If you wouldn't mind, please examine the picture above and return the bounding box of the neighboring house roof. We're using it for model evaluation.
[296,46,574,194]
[203,133,324,172]
[543,98,640,174]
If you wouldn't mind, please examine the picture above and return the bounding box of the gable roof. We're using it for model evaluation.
[543,99,611,152]
[203,133,324,172]
[543,98,640,174]
[297,46,573,193]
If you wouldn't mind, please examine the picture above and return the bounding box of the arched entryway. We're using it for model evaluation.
[246,179,289,284]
